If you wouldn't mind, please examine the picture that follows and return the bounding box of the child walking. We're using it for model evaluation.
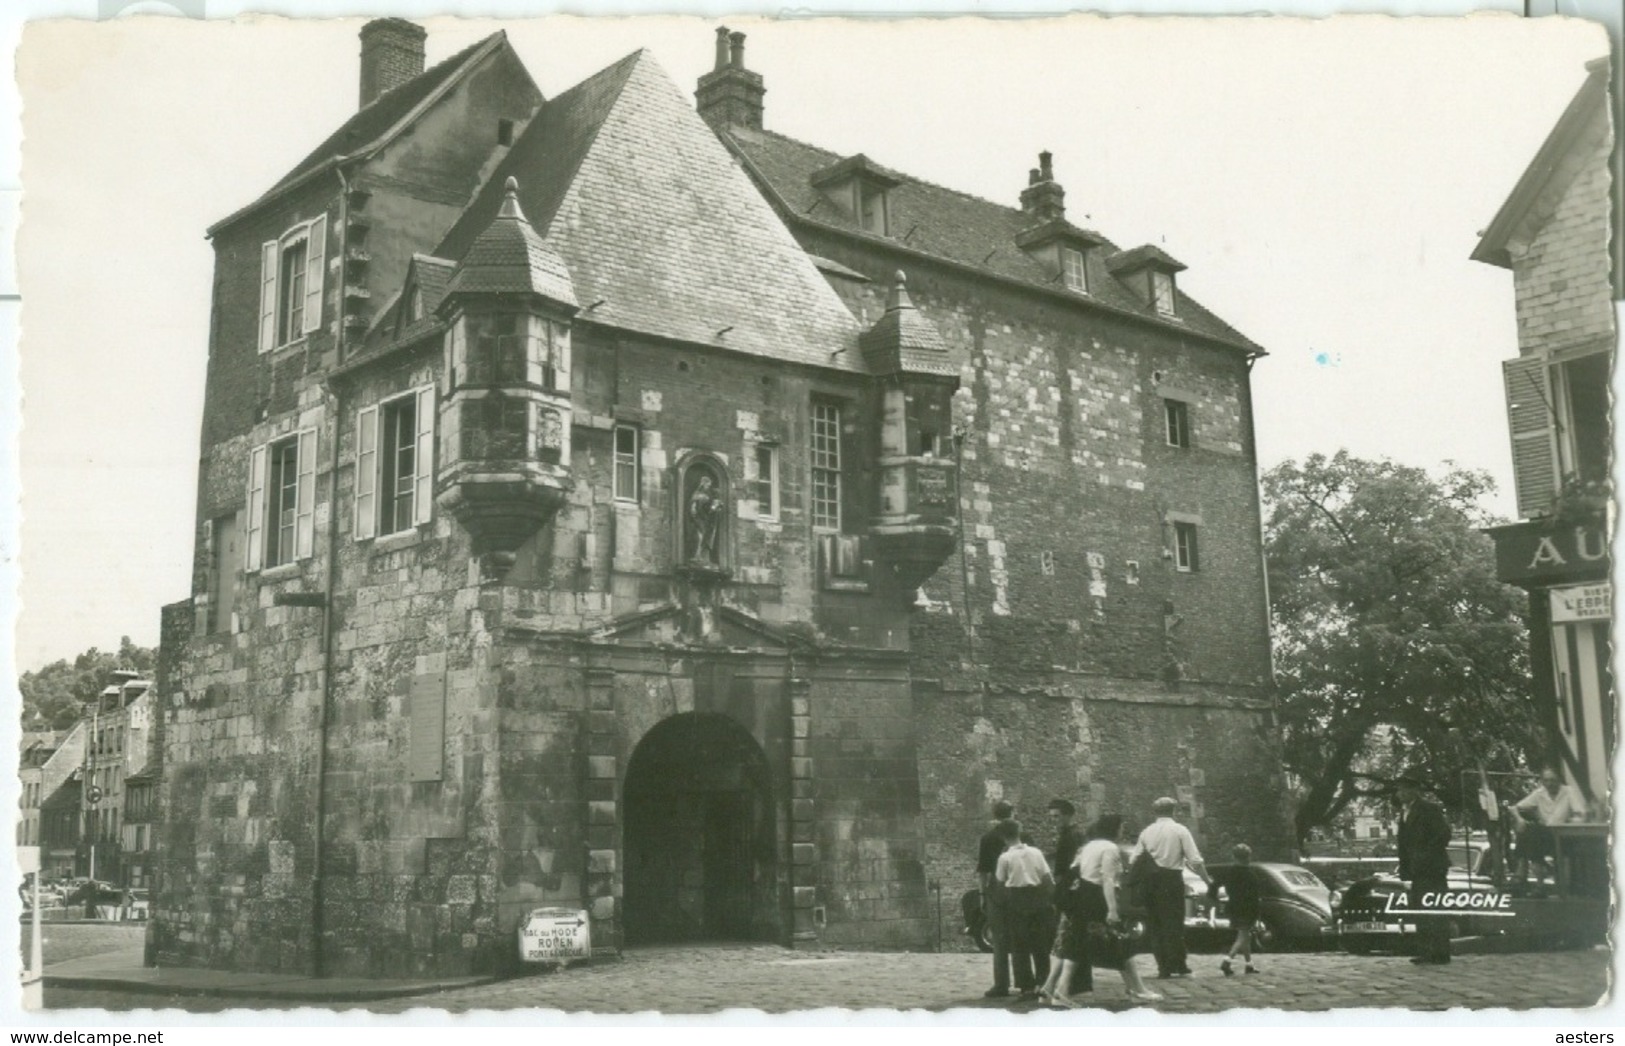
[1210,843,1261,976]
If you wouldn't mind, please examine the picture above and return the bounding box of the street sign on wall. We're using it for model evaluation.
[1551,583,1612,623]
[518,907,592,964]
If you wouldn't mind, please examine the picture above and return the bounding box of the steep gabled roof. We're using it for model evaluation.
[435,50,864,371]
[208,32,512,237]
[723,126,1262,356]
[1473,59,1612,270]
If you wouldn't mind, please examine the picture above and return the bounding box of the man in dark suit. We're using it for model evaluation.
[1396,768,1453,965]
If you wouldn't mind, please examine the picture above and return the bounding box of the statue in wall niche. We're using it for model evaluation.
[687,472,722,565]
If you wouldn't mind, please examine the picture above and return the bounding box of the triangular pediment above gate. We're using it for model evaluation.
[582,603,813,652]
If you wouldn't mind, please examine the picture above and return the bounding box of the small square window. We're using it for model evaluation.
[497,118,515,146]
[1062,248,1087,293]
[1152,270,1177,317]
[1164,399,1190,448]
[613,425,640,503]
[1173,521,1199,573]
[754,444,779,520]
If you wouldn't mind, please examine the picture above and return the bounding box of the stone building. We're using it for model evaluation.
[78,673,154,886]
[36,721,86,881]
[152,21,1286,978]
[1475,57,1617,818]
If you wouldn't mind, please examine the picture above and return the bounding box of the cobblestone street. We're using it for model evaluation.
[43,944,1612,1016]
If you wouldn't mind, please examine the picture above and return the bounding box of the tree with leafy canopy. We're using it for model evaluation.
[1262,452,1538,845]
[18,636,155,731]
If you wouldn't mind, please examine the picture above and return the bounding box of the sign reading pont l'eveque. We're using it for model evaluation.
[518,907,592,963]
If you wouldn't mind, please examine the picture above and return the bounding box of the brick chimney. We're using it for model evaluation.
[696,27,766,132]
[359,18,427,109]
[1019,151,1066,223]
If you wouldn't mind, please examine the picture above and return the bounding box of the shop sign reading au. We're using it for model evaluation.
[519,907,592,964]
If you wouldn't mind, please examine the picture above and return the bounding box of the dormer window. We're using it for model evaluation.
[1152,270,1176,316]
[1062,247,1087,293]
[810,154,902,240]
[1105,244,1188,319]
[408,286,424,322]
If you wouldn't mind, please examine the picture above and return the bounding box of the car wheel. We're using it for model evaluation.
[972,921,994,953]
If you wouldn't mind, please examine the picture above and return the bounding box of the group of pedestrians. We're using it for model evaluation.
[975,795,1239,1008]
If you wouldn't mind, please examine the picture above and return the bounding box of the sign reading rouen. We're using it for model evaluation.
[1485,517,1609,588]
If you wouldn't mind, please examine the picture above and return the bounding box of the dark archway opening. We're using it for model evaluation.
[622,712,778,944]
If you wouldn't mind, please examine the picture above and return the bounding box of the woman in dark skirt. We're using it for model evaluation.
[1039,813,1160,1007]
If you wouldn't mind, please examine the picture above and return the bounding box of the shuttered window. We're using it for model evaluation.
[409,671,446,782]
[246,429,317,570]
[257,213,328,353]
[357,386,437,541]
[355,405,378,541]
[1503,355,1560,519]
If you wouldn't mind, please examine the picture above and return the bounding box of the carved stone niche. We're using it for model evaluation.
[672,452,732,644]
[673,452,733,581]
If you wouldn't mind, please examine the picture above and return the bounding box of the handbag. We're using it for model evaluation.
[1085,917,1149,968]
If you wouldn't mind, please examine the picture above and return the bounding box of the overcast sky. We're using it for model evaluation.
[8,10,1613,671]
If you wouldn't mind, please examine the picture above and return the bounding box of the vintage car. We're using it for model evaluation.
[1187,863,1334,950]
[1332,841,1501,954]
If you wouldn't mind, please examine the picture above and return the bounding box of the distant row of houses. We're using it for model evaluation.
[18,671,160,887]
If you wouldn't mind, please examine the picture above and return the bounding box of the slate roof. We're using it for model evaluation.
[722,126,1262,356]
[1107,244,1188,274]
[366,254,456,352]
[443,178,578,307]
[434,50,864,371]
[861,272,957,379]
[209,33,507,236]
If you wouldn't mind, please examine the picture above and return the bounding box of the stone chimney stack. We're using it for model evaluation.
[359,18,427,109]
[696,26,766,133]
[1019,150,1066,223]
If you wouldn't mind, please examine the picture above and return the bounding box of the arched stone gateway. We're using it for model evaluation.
[622,712,780,944]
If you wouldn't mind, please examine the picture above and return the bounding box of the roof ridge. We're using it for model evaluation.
[532,49,659,242]
[210,30,510,236]
[745,127,1113,241]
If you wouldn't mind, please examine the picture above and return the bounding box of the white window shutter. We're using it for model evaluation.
[295,429,317,559]
[355,406,378,541]
[246,444,267,571]
[258,242,278,353]
[414,386,435,526]
[302,214,327,336]
[1503,356,1561,518]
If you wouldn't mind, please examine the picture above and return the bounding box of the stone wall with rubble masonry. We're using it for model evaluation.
[799,232,1286,936]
